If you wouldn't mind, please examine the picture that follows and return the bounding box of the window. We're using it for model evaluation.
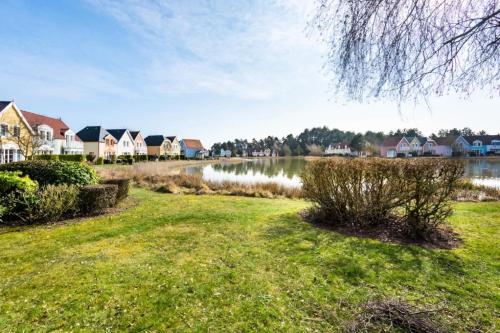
[473,140,482,147]
[0,123,8,136]
[12,125,20,138]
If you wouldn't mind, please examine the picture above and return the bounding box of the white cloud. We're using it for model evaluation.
[85,0,327,100]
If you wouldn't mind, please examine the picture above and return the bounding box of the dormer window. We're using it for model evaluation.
[492,140,500,146]
[473,140,482,147]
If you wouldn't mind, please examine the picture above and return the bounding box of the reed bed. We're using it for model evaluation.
[96,164,302,199]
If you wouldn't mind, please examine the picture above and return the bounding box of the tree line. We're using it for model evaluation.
[211,127,495,157]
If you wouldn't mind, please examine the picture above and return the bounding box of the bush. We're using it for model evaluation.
[78,184,118,215]
[30,184,80,222]
[111,155,117,164]
[86,154,96,162]
[95,157,104,165]
[302,159,403,227]
[0,160,99,187]
[0,171,39,222]
[59,154,85,162]
[398,159,464,238]
[101,179,130,202]
[302,158,464,240]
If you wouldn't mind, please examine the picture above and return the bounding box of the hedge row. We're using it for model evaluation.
[34,154,86,162]
[0,171,130,224]
[0,160,99,186]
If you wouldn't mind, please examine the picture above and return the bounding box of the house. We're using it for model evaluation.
[407,136,428,156]
[463,135,500,156]
[165,136,181,157]
[76,126,117,159]
[144,135,169,157]
[264,148,271,157]
[106,129,135,156]
[0,101,34,163]
[22,111,83,155]
[220,149,232,158]
[130,131,147,155]
[422,138,438,155]
[325,143,352,156]
[180,139,207,159]
[380,137,411,157]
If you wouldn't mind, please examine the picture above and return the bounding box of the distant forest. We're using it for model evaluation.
[211,127,495,157]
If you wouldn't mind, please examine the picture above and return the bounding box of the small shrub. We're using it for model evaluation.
[78,184,118,215]
[30,184,80,222]
[111,155,117,164]
[95,157,104,165]
[101,178,130,202]
[59,154,85,162]
[0,160,99,186]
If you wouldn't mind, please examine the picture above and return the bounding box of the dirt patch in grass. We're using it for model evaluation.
[347,298,448,333]
[300,210,462,249]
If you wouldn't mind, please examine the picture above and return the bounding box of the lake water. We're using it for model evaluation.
[183,158,500,188]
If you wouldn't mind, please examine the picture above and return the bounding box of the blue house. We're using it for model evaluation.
[180,139,207,159]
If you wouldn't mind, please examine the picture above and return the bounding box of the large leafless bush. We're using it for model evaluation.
[302,158,464,240]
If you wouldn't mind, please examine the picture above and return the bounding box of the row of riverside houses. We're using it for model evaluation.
[0,100,207,164]
[381,135,500,157]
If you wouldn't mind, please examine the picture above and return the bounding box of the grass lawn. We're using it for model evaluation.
[0,188,498,332]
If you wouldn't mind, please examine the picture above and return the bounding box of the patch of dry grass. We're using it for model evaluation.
[453,179,500,201]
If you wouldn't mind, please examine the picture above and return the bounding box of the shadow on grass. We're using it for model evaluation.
[261,212,466,286]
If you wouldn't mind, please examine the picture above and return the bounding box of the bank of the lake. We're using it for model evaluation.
[0,188,498,331]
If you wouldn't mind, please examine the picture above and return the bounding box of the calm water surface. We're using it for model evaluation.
[183,158,500,188]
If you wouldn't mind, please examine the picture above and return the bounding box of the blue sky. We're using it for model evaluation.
[0,0,498,145]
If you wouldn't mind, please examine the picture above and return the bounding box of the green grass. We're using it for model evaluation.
[0,189,498,332]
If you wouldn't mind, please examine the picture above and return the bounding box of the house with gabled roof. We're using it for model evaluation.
[165,136,181,157]
[22,110,83,155]
[180,139,207,159]
[0,101,34,163]
[106,129,135,156]
[144,135,170,157]
[380,136,410,157]
[130,131,147,155]
[463,135,500,156]
[77,126,117,159]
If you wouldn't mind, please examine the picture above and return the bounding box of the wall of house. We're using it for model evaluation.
[0,104,33,161]
[83,142,105,157]
[147,146,161,156]
[134,134,147,155]
[168,138,181,156]
[116,136,135,156]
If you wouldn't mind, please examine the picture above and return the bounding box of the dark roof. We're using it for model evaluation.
[77,126,112,142]
[0,101,11,111]
[435,136,459,145]
[166,136,177,142]
[106,129,129,141]
[463,135,500,145]
[182,139,205,150]
[144,135,165,146]
[382,136,404,147]
[22,110,80,141]
[130,131,140,140]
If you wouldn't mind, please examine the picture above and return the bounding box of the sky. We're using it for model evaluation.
[0,0,498,146]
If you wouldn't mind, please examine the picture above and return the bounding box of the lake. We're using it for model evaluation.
[182,157,500,189]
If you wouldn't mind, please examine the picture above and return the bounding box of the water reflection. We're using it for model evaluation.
[183,158,500,188]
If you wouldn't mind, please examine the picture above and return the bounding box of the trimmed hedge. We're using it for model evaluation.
[101,178,130,202]
[78,184,118,215]
[0,160,99,187]
[34,154,85,162]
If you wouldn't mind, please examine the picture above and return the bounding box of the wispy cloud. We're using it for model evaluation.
[85,0,326,100]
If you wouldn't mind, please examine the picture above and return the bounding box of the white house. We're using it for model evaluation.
[106,129,135,156]
[325,143,352,156]
[220,149,232,158]
[22,110,84,155]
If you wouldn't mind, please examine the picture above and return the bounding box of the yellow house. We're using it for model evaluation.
[144,135,169,156]
[0,101,34,163]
